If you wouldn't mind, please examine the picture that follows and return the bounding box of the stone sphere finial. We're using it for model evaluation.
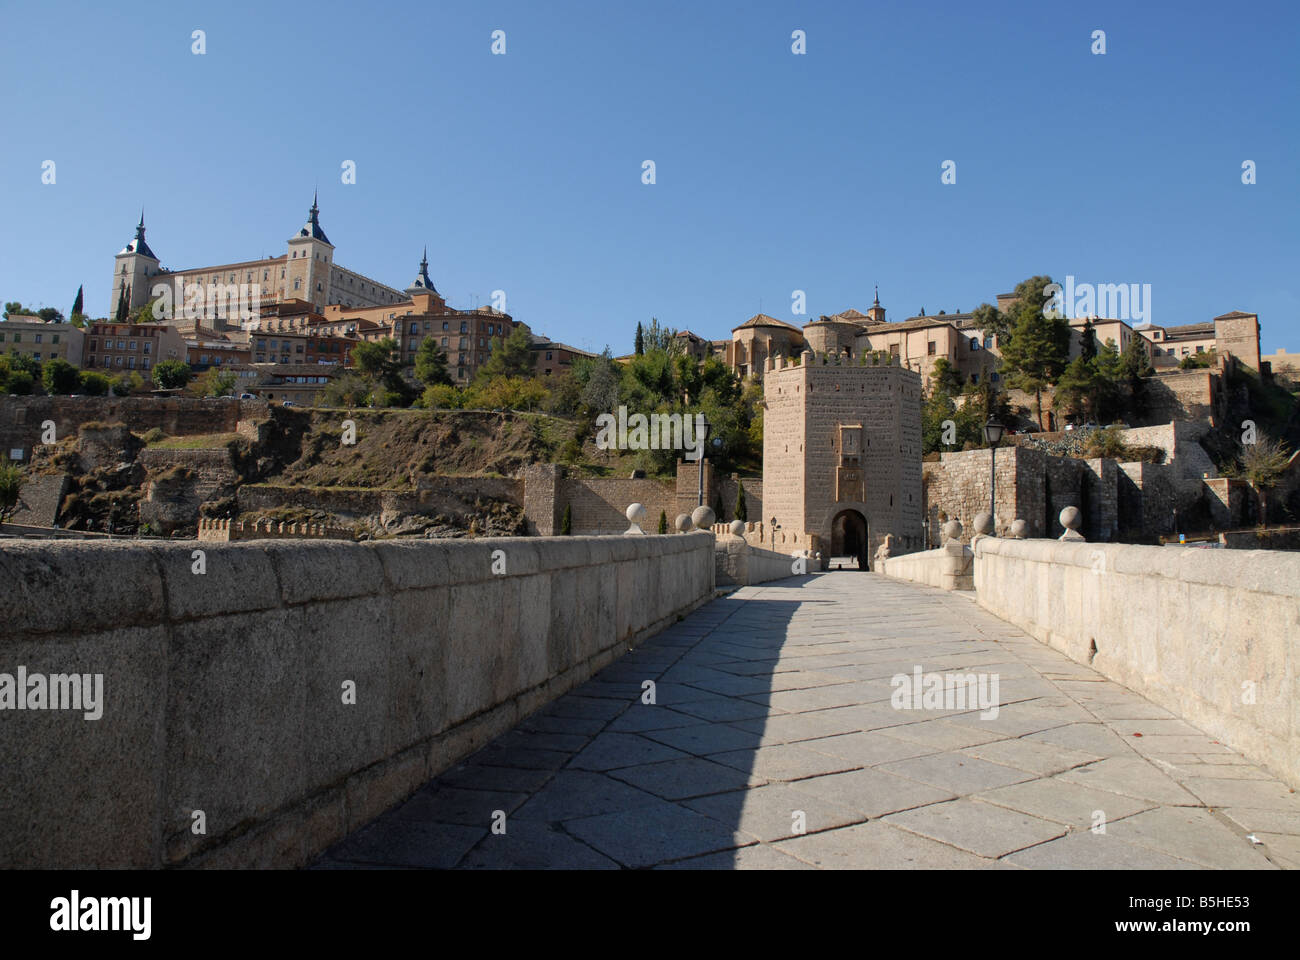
[675,513,692,533]
[1010,519,1028,539]
[729,519,745,536]
[941,519,962,543]
[691,505,716,530]
[626,503,647,524]
[973,511,993,536]
[1058,506,1085,541]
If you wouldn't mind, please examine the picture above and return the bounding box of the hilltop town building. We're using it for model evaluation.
[0,315,85,367]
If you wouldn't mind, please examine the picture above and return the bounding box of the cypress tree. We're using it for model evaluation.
[735,484,747,521]
[71,285,83,320]
[561,503,572,536]
[658,509,668,534]
[634,322,644,356]
[114,285,127,322]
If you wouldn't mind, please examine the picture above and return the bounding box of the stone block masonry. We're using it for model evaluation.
[975,537,1300,790]
[0,533,716,868]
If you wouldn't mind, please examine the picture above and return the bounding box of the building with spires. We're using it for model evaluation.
[109,195,408,323]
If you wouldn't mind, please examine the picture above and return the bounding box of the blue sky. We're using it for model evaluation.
[2,0,1297,354]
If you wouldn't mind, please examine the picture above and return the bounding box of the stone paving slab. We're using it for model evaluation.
[316,573,1300,870]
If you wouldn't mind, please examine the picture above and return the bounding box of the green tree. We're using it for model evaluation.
[189,367,237,397]
[930,357,965,396]
[1078,319,1097,362]
[2,302,25,319]
[735,483,748,521]
[114,286,128,322]
[42,357,82,395]
[351,337,413,404]
[71,285,83,319]
[998,275,1070,429]
[421,383,463,409]
[640,317,679,354]
[152,359,192,390]
[37,307,64,324]
[320,372,370,408]
[79,371,111,396]
[1053,356,1103,423]
[478,324,535,380]
[0,457,23,525]
[971,302,1011,348]
[1238,434,1293,523]
[714,491,726,524]
[634,321,645,356]
[561,503,572,535]
[658,509,668,534]
[414,336,454,387]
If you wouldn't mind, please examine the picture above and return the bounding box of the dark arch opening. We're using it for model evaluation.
[830,509,869,570]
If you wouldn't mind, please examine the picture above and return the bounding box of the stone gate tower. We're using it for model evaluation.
[762,351,923,569]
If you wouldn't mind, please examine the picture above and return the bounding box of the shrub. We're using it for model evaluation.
[141,427,165,444]
[561,503,572,535]
[658,509,668,534]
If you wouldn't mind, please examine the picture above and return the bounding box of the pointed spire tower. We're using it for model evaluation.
[866,284,886,323]
[286,191,335,310]
[406,246,440,296]
[110,208,160,315]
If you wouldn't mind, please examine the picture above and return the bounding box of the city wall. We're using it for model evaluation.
[1,395,263,461]
[974,536,1300,790]
[0,533,716,868]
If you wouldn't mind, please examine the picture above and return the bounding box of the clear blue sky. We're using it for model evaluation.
[2,0,1297,354]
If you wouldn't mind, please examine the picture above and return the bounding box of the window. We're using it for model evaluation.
[294,279,301,290]
[410,322,418,334]
[128,357,136,369]
[460,322,467,333]
[12,334,20,343]
[115,356,123,367]
[129,340,137,350]
[984,336,994,348]
[117,340,125,350]
[52,334,60,345]
[970,337,979,350]
[442,322,449,331]
[479,338,484,347]
[143,342,151,354]
[546,351,553,360]
[1196,345,1204,353]
[971,373,979,384]
[143,358,151,369]
[927,341,936,355]
[34,334,43,344]
[441,337,448,347]
[103,356,111,368]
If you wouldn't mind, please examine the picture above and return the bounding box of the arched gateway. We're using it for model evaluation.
[830,508,869,569]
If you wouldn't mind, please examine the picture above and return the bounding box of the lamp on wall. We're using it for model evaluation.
[984,418,1006,533]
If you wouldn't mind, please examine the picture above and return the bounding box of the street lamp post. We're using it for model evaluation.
[696,415,712,507]
[983,417,1006,534]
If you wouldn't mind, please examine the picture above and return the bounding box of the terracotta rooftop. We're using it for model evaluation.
[732,313,801,333]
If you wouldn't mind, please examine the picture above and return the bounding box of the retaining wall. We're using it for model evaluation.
[0,533,715,868]
[877,542,974,591]
[974,536,1300,789]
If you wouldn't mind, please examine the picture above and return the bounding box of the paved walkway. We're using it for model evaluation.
[315,574,1300,869]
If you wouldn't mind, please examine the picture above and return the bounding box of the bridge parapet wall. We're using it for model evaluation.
[974,537,1300,789]
[0,533,715,868]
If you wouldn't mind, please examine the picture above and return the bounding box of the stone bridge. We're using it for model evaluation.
[2,532,1297,870]
[312,572,1298,870]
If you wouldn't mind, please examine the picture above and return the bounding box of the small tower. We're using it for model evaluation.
[866,285,886,324]
[285,191,335,310]
[405,246,440,298]
[110,211,161,317]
